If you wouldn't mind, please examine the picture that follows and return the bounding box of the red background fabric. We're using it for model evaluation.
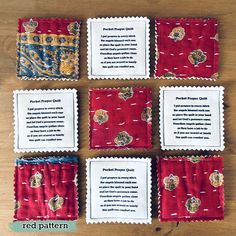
[14,162,78,221]
[158,156,224,222]
[155,18,219,79]
[18,18,81,35]
[89,88,152,149]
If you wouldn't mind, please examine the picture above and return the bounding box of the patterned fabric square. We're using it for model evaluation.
[14,156,79,221]
[155,18,219,80]
[158,156,224,222]
[89,87,152,149]
[17,18,80,80]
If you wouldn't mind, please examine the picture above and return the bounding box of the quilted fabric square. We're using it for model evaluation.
[155,18,219,80]
[89,87,152,149]
[158,155,224,222]
[14,156,79,221]
[17,18,80,80]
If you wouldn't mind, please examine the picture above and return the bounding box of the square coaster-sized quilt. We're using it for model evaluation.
[17,18,81,80]
[158,155,224,222]
[155,18,219,80]
[14,156,79,221]
[89,87,152,149]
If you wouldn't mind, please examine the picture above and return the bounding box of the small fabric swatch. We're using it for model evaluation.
[14,156,79,221]
[158,155,224,222]
[87,17,150,79]
[86,157,152,224]
[155,18,219,80]
[89,87,152,149]
[17,18,81,80]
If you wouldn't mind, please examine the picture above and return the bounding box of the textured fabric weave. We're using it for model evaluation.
[155,18,219,80]
[17,18,80,79]
[89,88,152,149]
[14,156,79,221]
[158,156,224,222]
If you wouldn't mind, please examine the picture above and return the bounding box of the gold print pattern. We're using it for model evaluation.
[30,171,43,188]
[169,27,185,42]
[209,170,224,187]
[188,49,207,65]
[163,174,179,191]
[48,195,64,212]
[67,22,80,35]
[23,19,38,33]
[93,109,109,125]
[141,107,152,124]
[18,33,77,47]
[59,51,76,75]
[185,196,201,213]
[118,88,134,101]
[114,131,133,146]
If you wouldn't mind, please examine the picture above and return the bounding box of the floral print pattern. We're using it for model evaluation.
[209,170,224,187]
[14,156,79,221]
[163,174,179,191]
[17,18,80,80]
[141,107,152,123]
[114,131,133,146]
[48,195,64,212]
[118,87,134,101]
[155,18,219,79]
[23,19,38,32]
[67,22,80,35]
[188,49,207,65]
[169,26,185,42]
[89,88,152,149]
[30,171,43,188]
[93,109,109,125]
[185,196,201,213]
[158,156,224,222]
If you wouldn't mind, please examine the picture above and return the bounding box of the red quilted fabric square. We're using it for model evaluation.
[158,155,224,222]
[14,156,79,221]
[89,87,152,149]
[155,18,219,80]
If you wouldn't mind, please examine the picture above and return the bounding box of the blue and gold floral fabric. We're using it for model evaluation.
[17,18,80,80]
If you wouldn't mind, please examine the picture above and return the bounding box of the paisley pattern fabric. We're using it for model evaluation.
[17,18,80,80]
[158,155,224,222]
[89,87,152,149]
[14,156,79,221]
[155,18,219,79]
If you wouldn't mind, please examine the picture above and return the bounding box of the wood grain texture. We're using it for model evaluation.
[0,0,236,235]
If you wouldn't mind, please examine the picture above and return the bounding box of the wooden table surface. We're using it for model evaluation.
[0,0,236,235]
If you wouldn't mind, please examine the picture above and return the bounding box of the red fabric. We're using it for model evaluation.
[155,18,219,79]
[18,18,81,35]
[158,156,224,222]
[89,88,152,149]
[14,161,78,221]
